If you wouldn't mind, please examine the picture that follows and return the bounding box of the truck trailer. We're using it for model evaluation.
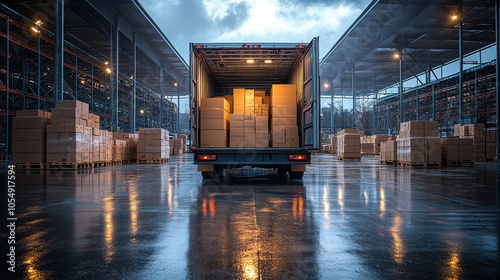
[190,38,320,179]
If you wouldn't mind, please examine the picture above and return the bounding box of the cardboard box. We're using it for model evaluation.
[200,129,227,147]
[230,136,244,147]
[230,127,244,137]
[201,118,229,130]
[201,97,230,112]
[406,120,425,131]
[201,108,230,120]
[256,130,269,139]
[271,105,297,117]
[16,110,50,118]
[255,139,268,147]
[230,114,244,121]
[272,118,296,127]
[407,130,425,138]
[13,117,49,129]
[233,88,245,105]
[13,141,45,153]
[255,90,265,98]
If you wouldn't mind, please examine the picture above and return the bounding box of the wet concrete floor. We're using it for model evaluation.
[1,154,499,279]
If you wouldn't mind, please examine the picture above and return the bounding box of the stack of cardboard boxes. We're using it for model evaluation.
[441,138,473,163]
[271,84,298,147]
[456,124,496,161]
[137,128,170,161]
[171,139,184,155]
[12,110,52,164]
[46,100,96,164]
[380,141,397,163]
[337,129,361,159]
[362,134,389,154]
[254,90,269,117]
[180,134,189,153]
[361,143,375,155]
[200,97,230,147]
[229,114,244,147]
[397,120,441,164]
[111,132,138,162]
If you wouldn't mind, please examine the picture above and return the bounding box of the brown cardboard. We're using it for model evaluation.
[272,118,296,127]
[230,114,244,121]
[201,118,229,130]
[406,130,425,138]
[271,105,297,117]
[256,130,269,139]
[233,88,245,104]
[13,141,45,153]
[201,97,230,112]
[16,110,50,118]
[407,120,425,131]
[13,117,49,129]
[230,136,244,147]
[201,108,230,120]
[424,121,439,131]
[200,129,227,147]
[13,129,46,141]
[285,126,299,137]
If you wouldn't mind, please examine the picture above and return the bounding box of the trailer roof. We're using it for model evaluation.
[193,44,307,96]
[320,0,496,98]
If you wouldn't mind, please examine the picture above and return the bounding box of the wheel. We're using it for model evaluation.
[289,171,304,179]
[201,171,213,179]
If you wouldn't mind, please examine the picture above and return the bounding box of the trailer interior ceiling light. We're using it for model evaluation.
[264,60,272,64]
[246,59,255,64]
[197,155,217,161]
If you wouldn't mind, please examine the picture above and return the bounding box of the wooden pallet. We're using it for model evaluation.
[337,156,361,161]
[399,162,442,168]
[136,158,169,164]
[46,162,94,170]
[110,160,123,165]
[443,161,474,167]
[362,153,380,156]
[380,160,397,165]
[14,162,45,169]
[94,161,113,167]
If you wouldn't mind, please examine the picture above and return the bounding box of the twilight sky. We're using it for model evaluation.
[138,0,371,63]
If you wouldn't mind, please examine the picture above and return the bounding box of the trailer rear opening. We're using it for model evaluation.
[190,38,320,179]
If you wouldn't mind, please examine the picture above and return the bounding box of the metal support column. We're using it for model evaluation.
[75,56,78,100]
[496,0,499,161]
[458,0,463,121]
[177,83,180,134]
[160,65,164,128]
[37,30,41,110]
[352,64,356,128]
[55,0,64,102]
[399,45,403,124]
[431,84,435,121]
[416,87,419,120]
[113,14,119,131]
[330,83,334,134]
[132,31,137,132]
[91,65,94,112]
[5,16,10,158]
[22,48,27,109]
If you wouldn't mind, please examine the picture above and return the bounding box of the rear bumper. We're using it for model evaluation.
[193,148,311,166]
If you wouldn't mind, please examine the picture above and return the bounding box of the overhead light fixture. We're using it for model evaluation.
[246,59,255,64]
[105,68,112,74]
[80,79,86,84]
[164,95,168,99]
[393,52,400,59]
[140,109,144,114]
[31,27,40,34]
[174,82,178,87]
[264,59,272,64]
[323,83,330,89]
[451,14,459,21]
[104,61,109,65]
[35,20,43,26]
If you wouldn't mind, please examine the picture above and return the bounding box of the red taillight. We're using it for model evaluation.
[295,45,306,49]
[198,154,217,161]
[194,45,204,49]
[251,44,261,49]
[242,44,250,49]
[288,154,307,161]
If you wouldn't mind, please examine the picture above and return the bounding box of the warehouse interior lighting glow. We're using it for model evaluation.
[246,59,255,64]
[264,60,272,64]
[105,68,112,74]
[393,52,400,59]
[451,14,459,21]
[31,27,40,33]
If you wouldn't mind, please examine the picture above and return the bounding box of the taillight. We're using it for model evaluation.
[296,45,306,49]
[194,45,204,49]
[288,154,307,161]
[251,44,261,49]
[242,44,250,49]
[198,154,217,161]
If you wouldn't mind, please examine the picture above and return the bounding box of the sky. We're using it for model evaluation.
[138,0,372,63]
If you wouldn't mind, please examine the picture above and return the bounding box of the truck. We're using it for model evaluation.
[189,38,320,179]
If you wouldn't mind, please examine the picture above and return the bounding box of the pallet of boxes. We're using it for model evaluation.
[441,137,474,167]
[362,134,389,156]
[455,123,496,161]
[337,129,361,161]
[380,139,397,165]
[397,120,441,168]
[323,136,337,154]
[112,132,139,164]
[136,128,170,163]
[12,110,52,169]
[45,100,102,170]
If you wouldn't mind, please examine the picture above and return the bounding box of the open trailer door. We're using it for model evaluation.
[302,37,320,151]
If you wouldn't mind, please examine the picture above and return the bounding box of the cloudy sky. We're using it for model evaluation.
[138,0,371,63]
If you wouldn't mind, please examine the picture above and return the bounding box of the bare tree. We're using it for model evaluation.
[334,100,352,130]
[357,99,375,133]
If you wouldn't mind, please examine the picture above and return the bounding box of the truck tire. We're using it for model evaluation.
[289,171,304,179]
[201,171,213,179]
